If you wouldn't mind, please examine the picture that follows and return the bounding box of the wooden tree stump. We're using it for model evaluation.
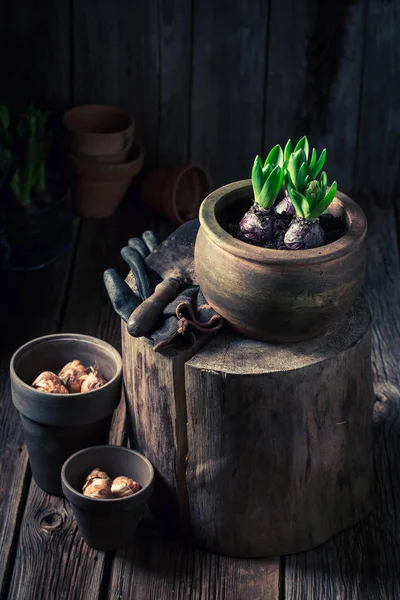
[122,296,376,557]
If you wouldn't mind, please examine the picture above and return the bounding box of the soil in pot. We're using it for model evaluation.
[225,192,347,250]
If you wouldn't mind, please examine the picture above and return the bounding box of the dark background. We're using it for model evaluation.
[0,0,399,204]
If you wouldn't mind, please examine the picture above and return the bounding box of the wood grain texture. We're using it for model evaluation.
[0,0,70,109]
[109,522,280,600]
[158,0,192,166]
[265,0,367,193]
[184,299,375,557]
[355,0,400,203]
[0,244,76,599]
[121,320,207,533]
[190,0,268,187]
[72,0,160,164]
[284,202,400,599]
[6,201,144,600]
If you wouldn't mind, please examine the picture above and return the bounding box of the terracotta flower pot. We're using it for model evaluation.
[141,165,212,225]
[63,105,134,163]
[195,180,367,343]
[69,141,145,218]
[62,445,154,550]
[10,333,123,495]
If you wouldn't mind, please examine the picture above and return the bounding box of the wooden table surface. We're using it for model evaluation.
[0,194,399,600]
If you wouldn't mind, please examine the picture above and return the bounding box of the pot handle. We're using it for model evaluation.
[127,277,182,337]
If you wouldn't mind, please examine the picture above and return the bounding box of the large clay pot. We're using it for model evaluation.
[141,165,211,225]
[69,141,145,218]
[63,105,134,163]
[195,180,367,343]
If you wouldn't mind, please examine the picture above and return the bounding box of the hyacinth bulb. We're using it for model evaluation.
[58,360,88,393]
[275,194,295,216]
[32,371,69,394]
[80,363,107,393]
[82,468,113,499]
[238,204,273,245]
[284,218,325,250]
[111,476,142,498]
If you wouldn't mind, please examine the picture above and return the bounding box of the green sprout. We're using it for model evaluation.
[286,172,337,221]
[251,144,284,209]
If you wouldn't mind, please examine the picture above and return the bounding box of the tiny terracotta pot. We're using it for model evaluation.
[141,165,212,225]
[10,334,122,495]
[62,445,154,550]
[195,180,367,343]
[69,141,145,218]
[63,104,134,162]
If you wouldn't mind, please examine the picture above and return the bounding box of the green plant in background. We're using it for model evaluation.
[0,104,12,173]
[11,105,52,206]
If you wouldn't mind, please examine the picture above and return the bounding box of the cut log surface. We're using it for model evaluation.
[123,293,376,557]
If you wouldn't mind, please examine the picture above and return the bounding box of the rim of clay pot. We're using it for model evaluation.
[199,180,367,266]
[63,104,134,138]
[61,445,154,503]
[10,333,122,399]
[170,165,212,224]
[68,140,145,179]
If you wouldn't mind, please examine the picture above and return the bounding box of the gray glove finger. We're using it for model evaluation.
[128,237,150,259]
[103,269,141,323]
[142,230,159,254]
[120,246,153,301]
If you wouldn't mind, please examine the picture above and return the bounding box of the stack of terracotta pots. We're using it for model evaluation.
[64,105,145,218]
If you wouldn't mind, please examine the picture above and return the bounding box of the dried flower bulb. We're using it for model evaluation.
[80,363,107,393]
[32,371,69,394]
[82,468,113,499]
[58,360,88,393]
[111,476,142,498]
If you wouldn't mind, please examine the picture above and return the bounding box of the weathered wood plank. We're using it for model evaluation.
[109,522,280,600]
[7,200,146,600]
[158,0,192,166]
[265,0,367,194]
[190,0,268,187]
[284,201,400,599]
[355,0,400,204]
[0,242,77,598]
[0,0,70,109]
[72,0,160,164]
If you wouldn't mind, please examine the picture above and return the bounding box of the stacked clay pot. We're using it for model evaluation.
[64,105,144,218]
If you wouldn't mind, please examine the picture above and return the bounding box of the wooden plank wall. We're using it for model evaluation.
[1,0,399,202]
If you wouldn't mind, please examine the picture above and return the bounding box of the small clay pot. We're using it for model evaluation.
[10,334,123,495]
[195,180,367,343]
[69,141,145,218]
[61,445,154,550]
[141,165,212,225]
[63,105,134,162]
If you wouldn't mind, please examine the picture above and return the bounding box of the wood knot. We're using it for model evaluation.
[373,382,396,430]
[40,511,64,531]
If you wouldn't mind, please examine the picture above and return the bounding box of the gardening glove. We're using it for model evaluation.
[104,231,224,352]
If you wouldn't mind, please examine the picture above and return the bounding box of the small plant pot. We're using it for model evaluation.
[69,141,145,218]
[10,334,123,495]
[61,445,154,550]
[63,104,134,162]
[195,180,367,342]
[0,188,73,271]
[141,165,212,225]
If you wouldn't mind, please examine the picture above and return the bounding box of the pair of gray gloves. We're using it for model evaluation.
[104,230,223,351]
